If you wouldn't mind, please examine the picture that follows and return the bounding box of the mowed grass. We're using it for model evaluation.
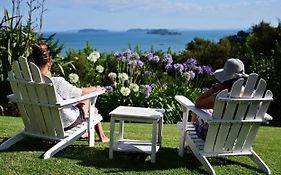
[0,116,280,175]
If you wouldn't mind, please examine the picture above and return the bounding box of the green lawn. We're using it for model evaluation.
[0,116,280,175]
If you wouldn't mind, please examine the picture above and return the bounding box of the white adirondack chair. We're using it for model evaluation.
[0,56,105,159]
[175,73,273,175]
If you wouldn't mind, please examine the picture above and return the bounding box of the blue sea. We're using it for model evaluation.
[45,30,240,56]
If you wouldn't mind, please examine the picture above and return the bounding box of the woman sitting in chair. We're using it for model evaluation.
[192,58,248,140]
[30,42,109,143]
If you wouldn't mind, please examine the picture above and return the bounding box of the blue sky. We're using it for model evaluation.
[1,0,280,32]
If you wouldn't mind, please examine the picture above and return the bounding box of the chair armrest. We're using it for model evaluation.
[264,113,273,121]
[7,94,15,102]
[262,113,273,124]
[57,90,105,107]
[175,95,212,121]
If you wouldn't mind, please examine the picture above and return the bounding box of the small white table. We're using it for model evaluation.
[109,106,164,163]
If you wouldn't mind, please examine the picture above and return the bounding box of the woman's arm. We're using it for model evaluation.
[195,83,226,109]
[81,86,105,96]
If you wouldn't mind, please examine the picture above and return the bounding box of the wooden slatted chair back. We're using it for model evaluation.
[8,56,65,139]
[204,73,273,154]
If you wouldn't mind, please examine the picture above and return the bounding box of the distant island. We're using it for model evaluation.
[77,28,181,35]
[78,29,108,33]
[127,28,181,35]
[147,29,181,35]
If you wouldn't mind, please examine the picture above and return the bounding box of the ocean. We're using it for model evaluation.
[45,30,240,56]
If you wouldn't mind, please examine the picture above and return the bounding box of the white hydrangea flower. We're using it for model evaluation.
[108,72,117,80]
[96,65,104,73]
[87,51,100,63]
[129,83,139,92]
[69,73,79,83]
[120,87,131,96]
[118,73,129,82]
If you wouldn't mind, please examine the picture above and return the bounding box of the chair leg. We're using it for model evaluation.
[0,131,25,150]
[43,130,85,159]
[196,154,216,175]
[249,150,271,174]
[190,144,215,175]
[178,131,186,157]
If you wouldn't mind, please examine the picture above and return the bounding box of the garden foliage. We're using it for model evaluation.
[53,45,213,123]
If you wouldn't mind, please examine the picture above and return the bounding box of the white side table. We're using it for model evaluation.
[109,106,164,163]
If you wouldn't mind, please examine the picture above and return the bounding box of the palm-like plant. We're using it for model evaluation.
[0,1,63,116]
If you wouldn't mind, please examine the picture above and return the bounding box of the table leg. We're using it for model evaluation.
[88,99,96,147]
[151,120,157,163]
[119,119,124,140]
[109,116,115,159]
[158,117,163,145]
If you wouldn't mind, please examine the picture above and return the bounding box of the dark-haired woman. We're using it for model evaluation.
[31,42,109,143]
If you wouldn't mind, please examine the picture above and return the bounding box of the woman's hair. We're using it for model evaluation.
[31,42,51,68]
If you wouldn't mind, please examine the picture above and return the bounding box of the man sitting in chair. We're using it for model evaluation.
[192,58,248,140]
[31,42,109,143]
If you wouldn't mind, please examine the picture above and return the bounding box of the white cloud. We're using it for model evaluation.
[1,0,280,31]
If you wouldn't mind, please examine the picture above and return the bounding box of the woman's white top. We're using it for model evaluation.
[52,77,82,128]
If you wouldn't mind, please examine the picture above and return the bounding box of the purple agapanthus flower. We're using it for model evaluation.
[162,53,173,65]
[183,58,198,70]
[135,60,144,68]
[128,60,144,69]
[144,53,154,61]
[127,60,133,64]
[123,49,133,59]
[174,63,184,73]
[114,51,122,58]
[144,84,152,99]
[165,64,174,72]
[193,65,203,73]
[202,65,214,75]
[152,55,160,62]
[114,51,126,61]
[144,70,152,77]
[187,70,196,80]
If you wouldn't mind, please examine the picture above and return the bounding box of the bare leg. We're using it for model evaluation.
[95,123,109,143]
[191,112,198,122]
[78,100,109,142]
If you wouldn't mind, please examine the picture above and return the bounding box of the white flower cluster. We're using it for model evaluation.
[87,51,100,63]
[118,73,129,82]
[108,72,117,81]
[129,83,139,92]
[120,87,131,96]
[96,65,104,73]
[69,73,79,83]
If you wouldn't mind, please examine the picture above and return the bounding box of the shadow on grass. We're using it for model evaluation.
[56,146,207,174]
[0,137,263,174]
[0,137,58,152]
[57,145,263,174]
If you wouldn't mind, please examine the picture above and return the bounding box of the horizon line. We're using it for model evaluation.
[42,27,247,33]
